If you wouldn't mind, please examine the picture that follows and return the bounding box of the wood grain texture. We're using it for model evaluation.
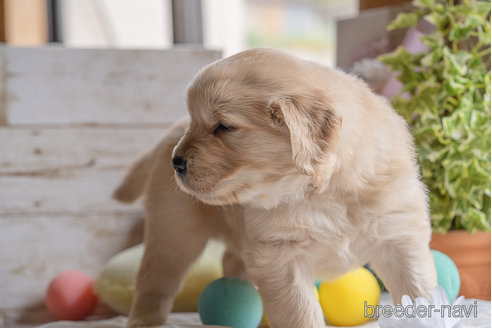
[0,47,219,324]
[0,213,144,312]
[0,0,5,43]
[359,0,411,11]
[3,46,220,125]
[0,126,151,320]
[0,127,168,215]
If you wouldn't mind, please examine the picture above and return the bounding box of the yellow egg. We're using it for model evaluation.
[319,268,380,327]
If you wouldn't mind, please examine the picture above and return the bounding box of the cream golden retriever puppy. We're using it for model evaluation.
[115,48,437,327]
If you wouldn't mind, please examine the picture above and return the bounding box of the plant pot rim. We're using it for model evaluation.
[432,230,491,236]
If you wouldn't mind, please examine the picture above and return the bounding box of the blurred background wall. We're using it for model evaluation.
[0,0,362,67]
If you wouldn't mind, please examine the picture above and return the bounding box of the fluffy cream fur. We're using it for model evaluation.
[114,48,437,328]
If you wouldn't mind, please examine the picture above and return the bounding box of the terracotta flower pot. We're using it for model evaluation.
[431,230,491,300]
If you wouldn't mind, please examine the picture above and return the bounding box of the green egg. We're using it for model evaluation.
[431,249,461,301]
[198,277,263,328]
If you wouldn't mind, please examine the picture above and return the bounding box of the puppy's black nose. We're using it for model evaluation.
[171,156,187,176]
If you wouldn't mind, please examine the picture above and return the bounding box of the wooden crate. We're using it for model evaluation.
[0,46,221,325]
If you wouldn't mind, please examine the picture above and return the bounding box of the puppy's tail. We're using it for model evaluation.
[113,152,154,203]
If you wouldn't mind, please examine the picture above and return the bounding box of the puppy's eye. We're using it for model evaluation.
[213,123,233,135]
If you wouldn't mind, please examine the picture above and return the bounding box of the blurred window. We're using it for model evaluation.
[61,0,173,48]
[3,0,358,67]
[204,0,358,66]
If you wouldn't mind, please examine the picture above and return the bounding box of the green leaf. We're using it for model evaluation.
[464,208,491,232]
[414,82,439,112]
[444,78,466,95]
[380,0,491,233]
[426,147,449,163]
[412,0,435,9]
[474,1,491,17]
[388,11,423,30]
[424,12,447,30]
[449,22,475,41]
[379,47,423,71]
[442,114,465,140]
[470,110,490,130]
[420,32,444,49]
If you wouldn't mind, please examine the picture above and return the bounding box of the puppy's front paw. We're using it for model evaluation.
[127,316,165,328]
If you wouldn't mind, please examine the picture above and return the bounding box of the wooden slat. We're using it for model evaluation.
[0,125,156,323]
[0,126,168,215]
[0,126,168,172]
[0,47,217,324]
[2,47,220,125]
[0,0,5,43]
[359,0,411,11]
[0,213,144,310]
[1,172,136,216]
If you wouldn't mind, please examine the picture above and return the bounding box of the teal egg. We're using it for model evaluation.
[431,249,461,301]
[198,277,263,328]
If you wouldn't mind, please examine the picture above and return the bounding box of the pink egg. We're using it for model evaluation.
[45,270,98,320]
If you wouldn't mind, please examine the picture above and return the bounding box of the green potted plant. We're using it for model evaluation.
[379,0,490,299]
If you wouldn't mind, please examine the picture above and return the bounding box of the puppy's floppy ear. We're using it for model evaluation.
[268,94,341,176]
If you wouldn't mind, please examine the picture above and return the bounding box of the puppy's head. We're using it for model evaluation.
[172,48,341,207]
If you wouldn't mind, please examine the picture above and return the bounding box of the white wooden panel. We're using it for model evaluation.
[4,47,220,125]
[0,47,211,324]
[0,127,168,215]
[0,213,144,310]
[1,172,134,215]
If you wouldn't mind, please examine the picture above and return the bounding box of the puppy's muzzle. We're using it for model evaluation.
[171,156,187,176]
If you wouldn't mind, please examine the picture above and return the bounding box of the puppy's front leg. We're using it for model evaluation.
[369,221,437,304]
[245,242,325,328]
[128,201,217,327]
[222,247,248,281]
[128,162,219,327]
